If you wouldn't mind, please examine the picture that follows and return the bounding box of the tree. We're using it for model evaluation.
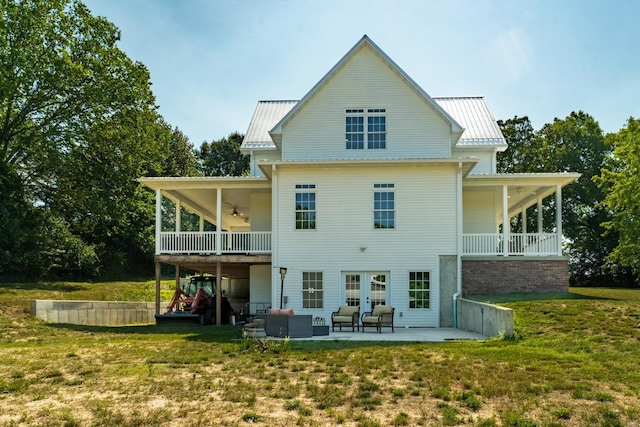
[0,0,185,279]
[596,117,640,278]
[497,116,543,173]
[498,113,620,286]
[197,132,249,177]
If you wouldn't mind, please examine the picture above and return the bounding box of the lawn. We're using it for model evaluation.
[0,282,638,426]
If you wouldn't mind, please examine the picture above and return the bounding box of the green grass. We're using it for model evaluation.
[0,283,639,426]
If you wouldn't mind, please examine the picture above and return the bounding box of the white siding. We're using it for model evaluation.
[251,151,281,177]
[249,192,272,232]
[452,148,496,174]
[250,265,272,310]
[281,46,452,161]
[463,189,499,233]
[272,164,458,327]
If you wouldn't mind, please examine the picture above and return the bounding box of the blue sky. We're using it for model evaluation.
[84,0,640,146]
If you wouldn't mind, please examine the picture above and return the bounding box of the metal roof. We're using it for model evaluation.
[240,96,507,150]
[241,100,297,150]
[433,97,507,148]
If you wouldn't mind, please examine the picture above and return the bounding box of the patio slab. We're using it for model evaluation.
[283,327,485,342]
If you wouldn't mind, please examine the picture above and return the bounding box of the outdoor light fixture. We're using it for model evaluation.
[232,208,238,217]
[279,267,287,309]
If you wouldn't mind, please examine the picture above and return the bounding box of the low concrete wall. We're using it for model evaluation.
[30,300,156,326]
[456,298,514,338]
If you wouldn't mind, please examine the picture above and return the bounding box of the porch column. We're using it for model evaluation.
[155,261,161,316]
[199,215,204,232]
[216,188,222,255]
[175,265,180,291]
[522,207,527,234]
[155,189,162,254]
[175,200,182,232]
[556,184,563,256]
[502,185,509,257]
[216,261,222,325]
[537,197,543,234]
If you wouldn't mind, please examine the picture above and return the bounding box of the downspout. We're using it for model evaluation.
[453,162,463,328]
[271,163,278,310]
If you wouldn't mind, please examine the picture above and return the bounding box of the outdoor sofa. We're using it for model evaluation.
[255,309,313,338]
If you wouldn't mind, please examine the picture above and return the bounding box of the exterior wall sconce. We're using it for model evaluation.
[360,247,367,252]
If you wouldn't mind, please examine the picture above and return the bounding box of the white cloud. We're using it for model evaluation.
[490,28,532,81]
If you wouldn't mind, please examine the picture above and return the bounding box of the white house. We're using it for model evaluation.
[140,36,579,327]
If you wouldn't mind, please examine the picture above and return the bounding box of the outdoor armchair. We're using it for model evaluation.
[361,305,394,333]
[331,305,360,331]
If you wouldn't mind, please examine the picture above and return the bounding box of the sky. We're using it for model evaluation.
[83,0,640,146]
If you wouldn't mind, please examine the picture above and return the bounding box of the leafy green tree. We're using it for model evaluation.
[0,0,186,279]
[197,132,249,177]
[596,117,640,278]
[498,113,620,285]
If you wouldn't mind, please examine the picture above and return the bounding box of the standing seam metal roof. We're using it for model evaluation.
[241,100,297,149]
[240,97,506,149]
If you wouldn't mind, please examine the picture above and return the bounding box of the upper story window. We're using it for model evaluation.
[346,109,386,150]
[295,184,316,230]
[373,183,394,229]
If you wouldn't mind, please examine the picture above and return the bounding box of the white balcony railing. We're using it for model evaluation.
[159,231,271,254]
[463,233,559,256]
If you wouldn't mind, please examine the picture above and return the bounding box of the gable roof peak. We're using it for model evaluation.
[269,35,464,142]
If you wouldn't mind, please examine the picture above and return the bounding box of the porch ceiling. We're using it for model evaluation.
[155,254,271,279]
[463,173,581,219]
[138,177,271,229]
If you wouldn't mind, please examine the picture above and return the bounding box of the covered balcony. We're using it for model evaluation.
[462,173,581,257]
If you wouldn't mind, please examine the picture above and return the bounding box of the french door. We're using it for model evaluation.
[342,271,388,313]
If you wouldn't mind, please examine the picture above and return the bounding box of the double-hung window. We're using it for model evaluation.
[295,184,316,230]
[373,183,394,229]
[302,272,323,308]
[346,109,386,149]
[409,271,430,309]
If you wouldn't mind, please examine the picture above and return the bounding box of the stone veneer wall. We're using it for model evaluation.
[462,257,569,295]
[30,300,156,326]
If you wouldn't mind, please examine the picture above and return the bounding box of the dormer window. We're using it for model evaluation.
[346,109,386,149]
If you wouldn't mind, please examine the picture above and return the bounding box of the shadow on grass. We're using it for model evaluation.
[46,322,431,351]
[0,282,89,292]
[466,290,611,304]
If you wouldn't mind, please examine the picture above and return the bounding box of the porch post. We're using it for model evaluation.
[155,261,161,316]
[502,185,509,257]
[537,196,543,254]
[556,184,563,256]
[199,215,204,232]
[522,207,527,234]
[216,261,222,325]
[175,200,181,232]
[155,189,162,255]
[175,265,180,291]
[216,188,222,255]
[537,196,543,234]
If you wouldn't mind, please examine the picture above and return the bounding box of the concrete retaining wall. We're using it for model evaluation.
[30,300,156,326]
[456,298,514,338]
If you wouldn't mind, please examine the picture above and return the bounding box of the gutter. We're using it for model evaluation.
[453,162,463,327]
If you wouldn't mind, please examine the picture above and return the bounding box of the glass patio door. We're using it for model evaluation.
[342,272,388,312]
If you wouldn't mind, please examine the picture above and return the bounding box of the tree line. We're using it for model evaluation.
[1,0,639,285]
[0,0,247,280]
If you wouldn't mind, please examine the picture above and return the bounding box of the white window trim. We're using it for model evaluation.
[302,271,324,309]
[295,184,317,231]
[409,270,431,310]
[345,108,387,150]
[373,183,395,230]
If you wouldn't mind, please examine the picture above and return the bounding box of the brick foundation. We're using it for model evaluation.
[462,257,569,295]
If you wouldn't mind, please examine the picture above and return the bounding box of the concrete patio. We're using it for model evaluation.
[276,327,485,342]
